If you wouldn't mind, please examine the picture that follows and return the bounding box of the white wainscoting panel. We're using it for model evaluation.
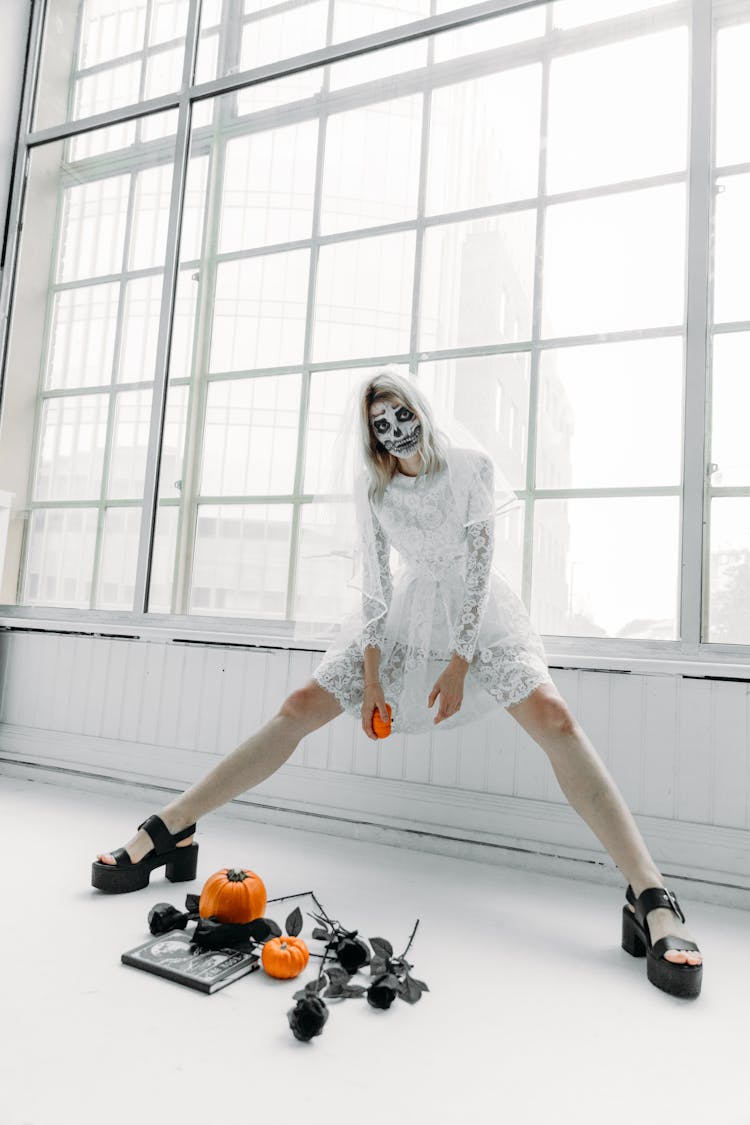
[0,630,748,905]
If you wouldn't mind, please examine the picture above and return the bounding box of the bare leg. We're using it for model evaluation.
[97,679,343,864]
[506,683,702,966]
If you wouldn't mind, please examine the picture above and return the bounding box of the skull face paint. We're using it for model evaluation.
[369,400,423,456]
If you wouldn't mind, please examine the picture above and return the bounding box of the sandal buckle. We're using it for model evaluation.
[664,887,685,924]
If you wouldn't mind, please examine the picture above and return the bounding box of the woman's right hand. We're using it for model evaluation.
[362,681,389,740]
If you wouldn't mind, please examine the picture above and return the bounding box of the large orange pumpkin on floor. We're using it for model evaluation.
[198,867,267,924]
[262,935,310,979]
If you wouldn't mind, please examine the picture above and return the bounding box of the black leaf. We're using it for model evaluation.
[285,905,303,937]
[368,936,394,959]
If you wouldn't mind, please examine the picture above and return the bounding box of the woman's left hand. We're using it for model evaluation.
[428,657,469,724]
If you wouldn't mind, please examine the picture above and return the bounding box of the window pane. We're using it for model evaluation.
[313,230,415,362]
[420,212,536,351]
[716,20,750,167]
[320,96,422,235]
[33,395,109,502]
[532,497,680,639]
[23,508,98,608]
[95,506,142,609]
[417,354,530,492]
[295,500,360,623]
[710,332,750,488]
[219,124,318,252]
[304,369,363,495]
[712,173,750,326]
[118,275,163,384]
[148,503,179,613]
[426,66,542,214]
[536,338,683,489]
[108,388,153,500]
[167,267,200,384]
[159,383,189,500]
[190,504,292,617]
[542,184,686,338]
[58,175,130,284]
[210,252,310,373]
[707,498,750,645]
[552,0,678,29]
[546,28,688,195]
[46,283,119,390]
[200,375,302,497]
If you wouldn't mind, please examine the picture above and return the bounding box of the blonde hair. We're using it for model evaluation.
[359,366,447,506]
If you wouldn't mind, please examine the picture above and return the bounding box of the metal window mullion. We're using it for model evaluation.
[51,264,166,290]
[133,0,155,148]
[410,14,433,369]
[63,0,85,131]
[89,168,140,608]
[12,108,77,603]
[521,3,553,614]
[169,0,242,616]
[133,157,191,607]
[681,0,713,646]
[284,0,336,622]
[132,0,202,613]
[171,6,238,616]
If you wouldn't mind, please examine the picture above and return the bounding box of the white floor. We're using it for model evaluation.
[2,771,748,1125]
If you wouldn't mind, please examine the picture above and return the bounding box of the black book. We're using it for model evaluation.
[121,930,261,994]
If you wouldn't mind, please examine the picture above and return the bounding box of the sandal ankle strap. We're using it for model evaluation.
[626,883,686,926]
[137,814,196,855]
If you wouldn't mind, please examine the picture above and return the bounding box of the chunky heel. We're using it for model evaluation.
[165,843,199,883]
[621,907,646,957]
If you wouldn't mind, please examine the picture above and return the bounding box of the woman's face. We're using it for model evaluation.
[369,398,422,457]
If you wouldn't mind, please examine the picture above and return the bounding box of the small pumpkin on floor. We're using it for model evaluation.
[199,867,267,924]
[262,934,310,979]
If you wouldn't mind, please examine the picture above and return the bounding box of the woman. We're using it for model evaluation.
[92,369,703,998]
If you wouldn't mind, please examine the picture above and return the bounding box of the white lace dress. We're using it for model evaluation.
[312,449,555,734]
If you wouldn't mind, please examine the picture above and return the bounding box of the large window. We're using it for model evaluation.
[0,0,747,654]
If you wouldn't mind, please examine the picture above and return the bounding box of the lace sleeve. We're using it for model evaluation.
[361,508,393,650]
[452,516,494,663]
[452,452,495,663]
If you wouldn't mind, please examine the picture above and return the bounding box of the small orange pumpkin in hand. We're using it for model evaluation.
[372,703,392,738]
[262,935,310,979]
[199,867,267,924]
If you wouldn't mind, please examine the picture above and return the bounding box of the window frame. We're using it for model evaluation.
[1,0,749,676]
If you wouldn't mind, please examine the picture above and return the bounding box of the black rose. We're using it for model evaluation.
[287,996,329,1042]
[335,936,370,974]
[367,974,398,1009]
[148,903,189,935]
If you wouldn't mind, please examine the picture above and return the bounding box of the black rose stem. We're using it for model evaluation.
[146,889,428,1042]
[288,905,428,1039]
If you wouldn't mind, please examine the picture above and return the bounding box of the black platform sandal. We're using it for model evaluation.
[91,814,198,894]
[621,884,702,998]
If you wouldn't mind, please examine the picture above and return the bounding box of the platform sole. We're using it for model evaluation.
[621,904,702,998]
[91,842,199,893]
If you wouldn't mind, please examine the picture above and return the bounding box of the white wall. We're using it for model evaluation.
[0,630,748,907]
[0,0,32,272]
